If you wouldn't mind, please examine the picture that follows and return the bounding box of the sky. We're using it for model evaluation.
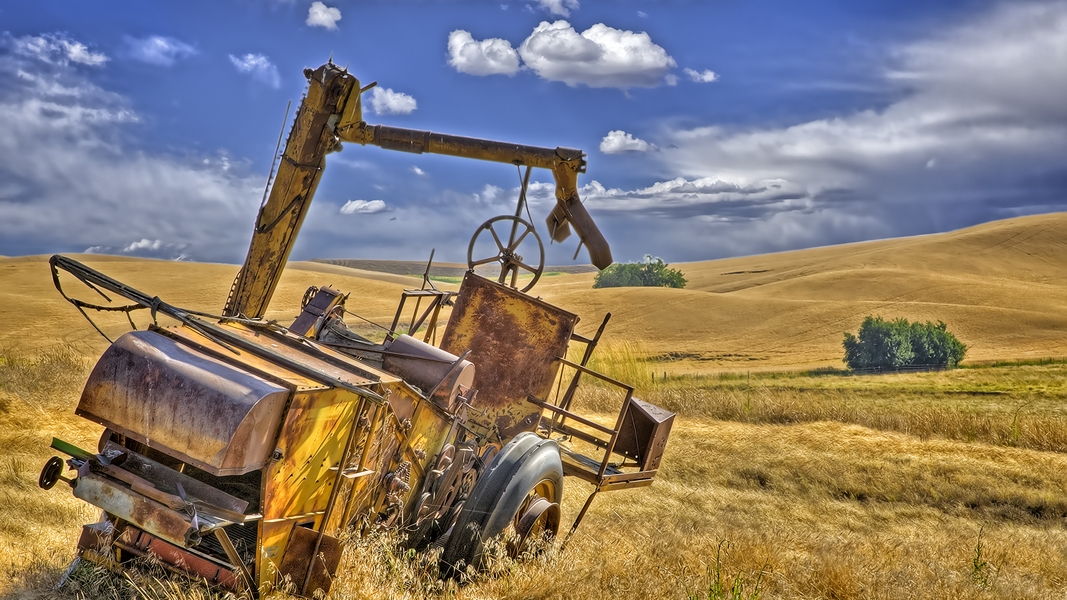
[1,0,1065,268]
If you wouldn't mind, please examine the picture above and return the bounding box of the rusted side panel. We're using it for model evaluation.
[76,330,291,477]
[277,525,342,597]
[100,441,249,515]
[72,473,199,547]
[440,273,577,440]
[257,388,360,588]
[116,527,240,591]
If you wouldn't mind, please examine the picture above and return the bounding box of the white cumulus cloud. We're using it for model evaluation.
[447,30,521,76]
[684,68,719,83]
[125,36,197,66]
[307,2,342,30]
[340,199,388,214]
[229,53,280,88]
[517,21,676,88]
[11,33,108,67]
[600,130,656,153]
[537,0,579,17]
[369,87,417,115]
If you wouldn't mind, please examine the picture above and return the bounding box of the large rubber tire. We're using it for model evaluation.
[441,432,563,577]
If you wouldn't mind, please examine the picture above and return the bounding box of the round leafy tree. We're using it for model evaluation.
[843,316,967,371]
[593,255,687,289]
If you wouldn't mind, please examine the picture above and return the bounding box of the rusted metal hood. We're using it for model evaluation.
[77,330,291,476]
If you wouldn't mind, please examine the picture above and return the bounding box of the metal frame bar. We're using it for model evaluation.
[388,289,453,342]
[529,353,639,487]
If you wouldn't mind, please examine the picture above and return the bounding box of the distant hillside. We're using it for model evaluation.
[3,213,1065,372]
[531,212,1067,371]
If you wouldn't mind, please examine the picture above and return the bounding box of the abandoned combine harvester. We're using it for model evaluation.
[38,61,675,596]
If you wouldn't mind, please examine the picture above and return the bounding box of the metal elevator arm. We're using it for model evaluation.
[337,123,612,272]
[224,63,356,318]
[224,61,611,320]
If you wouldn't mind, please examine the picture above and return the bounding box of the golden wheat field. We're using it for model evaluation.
[2,213,1067,599]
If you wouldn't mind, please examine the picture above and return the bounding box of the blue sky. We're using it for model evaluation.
[1,0,1065,267]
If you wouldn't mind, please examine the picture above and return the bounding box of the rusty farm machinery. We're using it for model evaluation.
[37,61,674,597]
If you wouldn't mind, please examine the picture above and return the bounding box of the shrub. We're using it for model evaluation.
[843,316,966,371]
[593,255,687,289]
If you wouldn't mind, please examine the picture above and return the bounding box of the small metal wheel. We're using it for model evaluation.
[467,216,545,292]
[301,286,319,309]
[508,493,561,558]
[440,432,562,577]
[39,456,65,490]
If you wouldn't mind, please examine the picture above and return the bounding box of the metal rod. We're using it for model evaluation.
[596,390,633,481]
[561,489,599,551]
[340,402,375,529]
[214,528,254,593]
[559,313,611,412]
[507,165,533,259]
[526,396,616,436]
[358,124,581,172]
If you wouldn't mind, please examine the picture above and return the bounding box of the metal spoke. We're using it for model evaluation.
[512,227,532,247]
[515,259,538,274]
[487,225,506,253]
[471,256,501,267]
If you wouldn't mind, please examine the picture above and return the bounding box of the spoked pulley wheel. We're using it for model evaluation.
[467,215,545,293]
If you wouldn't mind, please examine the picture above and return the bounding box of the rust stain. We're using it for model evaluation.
[440,273,576,440]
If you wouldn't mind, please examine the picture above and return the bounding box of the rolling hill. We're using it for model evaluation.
[1,212,1064,371]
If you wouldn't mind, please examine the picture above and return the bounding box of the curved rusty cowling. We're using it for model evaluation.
[76,330,291,476]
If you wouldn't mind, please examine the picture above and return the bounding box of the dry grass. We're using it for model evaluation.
[0,346,100,599]
[5,346,1067,599]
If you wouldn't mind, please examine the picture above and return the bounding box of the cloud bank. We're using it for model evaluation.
[4,2,1065,269]
[0,34,262,262]
[448,20,677,89]
[590,0,1067,259]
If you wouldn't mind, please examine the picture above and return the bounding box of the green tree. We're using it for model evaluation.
[593,255,688,289]
[909,320,968,368]
[843,316,967,371]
